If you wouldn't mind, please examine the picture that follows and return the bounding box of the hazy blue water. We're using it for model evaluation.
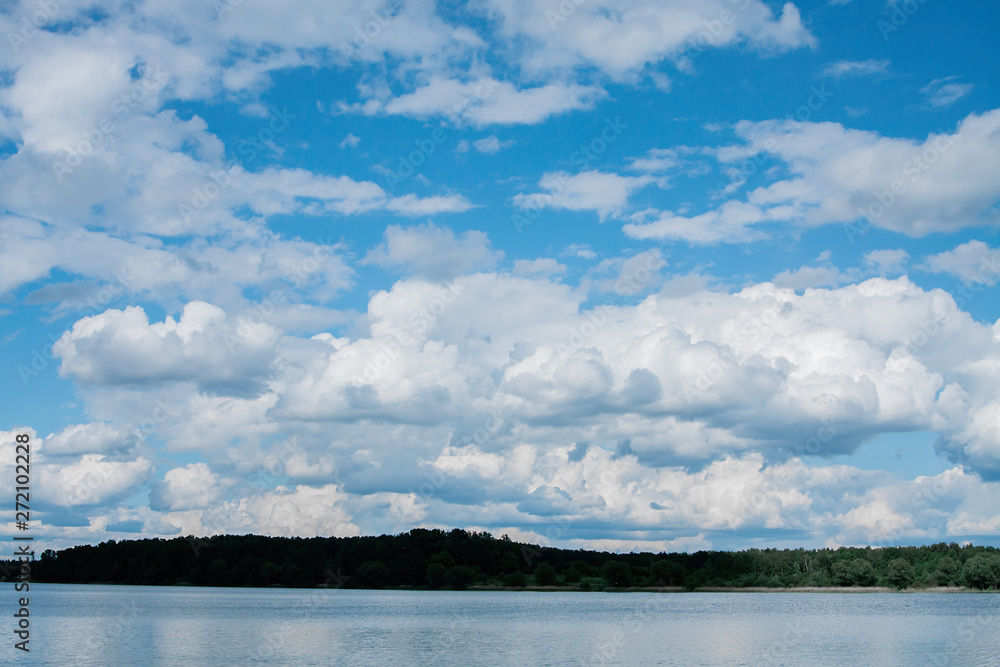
[14,584,1000,665]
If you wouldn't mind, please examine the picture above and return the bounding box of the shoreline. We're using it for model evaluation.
[24,581,990,594]
[469,585,976,594]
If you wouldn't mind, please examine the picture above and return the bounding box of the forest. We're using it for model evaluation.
[5,529,1000,592]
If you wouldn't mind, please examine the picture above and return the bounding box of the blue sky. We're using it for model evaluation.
[1,0,999,553]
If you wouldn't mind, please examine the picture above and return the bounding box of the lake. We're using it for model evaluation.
[16,584,1000,665]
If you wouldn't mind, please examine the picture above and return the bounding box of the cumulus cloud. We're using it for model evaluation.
[920,241,1000,286]
[36,455,154,506]
[54,301,281,395]
[865,249,910,276]
[627,108,1000,242]
[4,0,999,554]
[55,272,1000,478]
[0,220,355,306]
[150,463,234,511]
[43,422,132,456]
[204,484,360,538]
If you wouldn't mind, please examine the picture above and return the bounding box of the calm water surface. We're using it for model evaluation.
[17,584,1000,665]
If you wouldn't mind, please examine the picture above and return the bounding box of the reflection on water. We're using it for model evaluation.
[21,584,1000,665]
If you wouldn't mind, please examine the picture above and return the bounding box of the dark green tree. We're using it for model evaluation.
[964,553,1000,590]
[933,556,960,586]
[259,561,282,585]
[534,562,557,586]
[832,558,877,587]
[351,561,393,589]
[507,570,527,587]
[445,565,476,590]
[649,560,685,586]
[601,561,633,588]
[426,563,447,588]
[887,558,915,590]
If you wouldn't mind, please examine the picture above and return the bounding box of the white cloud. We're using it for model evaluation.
[208,484,360,538]
[865,249,910,276]
[0,220,356,307]
[514,170,654,221]
[43,422,132,456]
[4,0,999,552]
[37,454,154,506]
[624,201,766,244]
[13,267,1000,546]
[565,244,597,260]
[628,148,680,174]
[920,241,1000,286]
[66,272,990,477]
[921,77,974,108]
[772,264,853,291]
[350,77,605,126]
[473,135,514,153]
[644,108,1000,241]
[822,59,889,78]
[512,258,567,277]
[363,222,502,279]
[150,462,234,511]
[339,133,361,148]
[383,193,476,216]
[483,0,815,79]
[53,301,281,394]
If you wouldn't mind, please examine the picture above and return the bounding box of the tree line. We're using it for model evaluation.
[4,529,1000,591]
